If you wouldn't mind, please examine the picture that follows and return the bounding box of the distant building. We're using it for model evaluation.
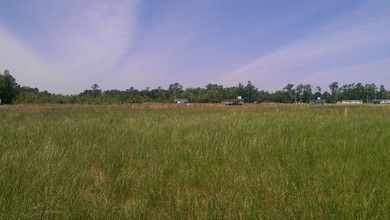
[224,99,244,105]
[309,99,325,105]
[373,99,390,104]
[174,98,189,104]
[224,96,244,105]
[340,100,363,104]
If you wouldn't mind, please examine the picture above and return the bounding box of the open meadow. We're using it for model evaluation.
[1,104,390,219]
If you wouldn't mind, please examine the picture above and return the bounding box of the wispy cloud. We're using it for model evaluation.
[223,1,390,90]
[0,0,140,94]
[0,27,53,88]
[300,58,390,87]
[1,0,389,93]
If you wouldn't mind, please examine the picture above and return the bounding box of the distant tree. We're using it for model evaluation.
[302,84,313,102]
[272,90,288,103]
[322,91,331,102]
[140,87,151,99]
[168,82,183,99]
[224,86,239,99]
[329,82,339,103]
[19,86,39,94]
[156,86,168,101]
[257,90,272,103]
[184,87,204,103]
[0,69,19,104]
[91,83,102,97]
[244,81,257,103]
[329,82,339,94]
[364,83,377,102]
[14,86,59,104]
[125,87,142,103]
[354,83,365,100]
[296,84,304,102]
[377,85,387,99]
[314,86,322,98]
[78,84,102,102]
[283,83,295,102]
[204,83,224,103]
[7,75,390,105]
[91,83,99,90]
[296,84,312,102]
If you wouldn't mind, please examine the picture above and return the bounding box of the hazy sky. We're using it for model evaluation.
[1,0,389,94]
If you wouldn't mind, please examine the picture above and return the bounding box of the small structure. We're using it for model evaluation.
[341,100,363,104]
[224,99,244,106]
[309,97,325,105]
[224,96,244,105]
[309,100,325,105]
[373,99,390,104]
[174,98,189,104]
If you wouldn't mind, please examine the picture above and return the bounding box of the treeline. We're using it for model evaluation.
[1,69,390,104]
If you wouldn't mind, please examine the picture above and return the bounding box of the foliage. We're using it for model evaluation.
[12,81,390,104]
[0,70,20,104]
[1,69,390,104]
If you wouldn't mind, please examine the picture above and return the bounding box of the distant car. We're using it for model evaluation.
[224,99,243,105]
[174,98,189,104]
[309,100,325,105]
[374,99,390,104]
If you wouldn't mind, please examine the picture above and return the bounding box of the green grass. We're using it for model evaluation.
[1,105,390,219]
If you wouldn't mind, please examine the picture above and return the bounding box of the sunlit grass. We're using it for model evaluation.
[1,105,389,218]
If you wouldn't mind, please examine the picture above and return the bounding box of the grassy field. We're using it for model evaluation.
[1,104,389,219]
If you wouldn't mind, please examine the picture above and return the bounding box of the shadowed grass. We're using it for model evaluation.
[1,105,389,219]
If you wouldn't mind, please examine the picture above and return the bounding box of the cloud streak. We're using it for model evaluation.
[223,1,390,90]
[0,27,53,88]
[1,0,140,94]
[1,0,389,93]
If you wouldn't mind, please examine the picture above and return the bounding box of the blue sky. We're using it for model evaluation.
[0,0,389,94]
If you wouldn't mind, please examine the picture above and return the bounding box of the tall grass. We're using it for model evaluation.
[1,105,389,219]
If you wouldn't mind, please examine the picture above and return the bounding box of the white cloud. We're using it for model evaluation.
[0,27,54,89]
[1,0,140,94]
[223,1,390,91]
[300,58,390,88]
[2,0,389,93]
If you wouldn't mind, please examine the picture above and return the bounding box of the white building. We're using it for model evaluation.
[341,100,363,104]
[374,99,390,104]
